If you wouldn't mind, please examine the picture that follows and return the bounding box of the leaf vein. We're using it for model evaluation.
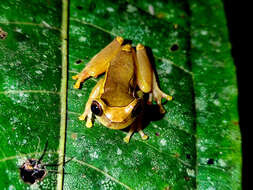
[70,157,134,190]
[0,151,58,163]
[0,21,60,31]
[0,90,60,95]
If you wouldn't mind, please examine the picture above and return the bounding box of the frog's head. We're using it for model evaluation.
[90,98,142,129]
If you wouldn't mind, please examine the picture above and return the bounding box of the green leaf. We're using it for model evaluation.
[0,0,241,190]
[189,1,241,189]
[0,0,63,189]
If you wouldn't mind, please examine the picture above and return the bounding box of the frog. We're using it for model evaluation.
[72,36,172,143]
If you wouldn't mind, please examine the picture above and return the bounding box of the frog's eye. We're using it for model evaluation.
[132,101,142,117]
[91,101,103,116]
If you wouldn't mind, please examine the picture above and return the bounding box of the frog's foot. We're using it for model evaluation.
[72,70,90,89]
[86,112,93,128]
[148,72,172,113]
[86,119,93,128]
[78,113,86,121]
[123,125,135,143]
[151,87,172,114]
[138,129,149,140]
[123,136,130,144]
[123,131,134,144]
[79,111,93,128]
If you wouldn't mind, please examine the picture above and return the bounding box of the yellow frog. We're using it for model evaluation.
[72,36,172,143]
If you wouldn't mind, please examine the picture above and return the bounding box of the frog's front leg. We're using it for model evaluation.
[79,78,104,128]
[135,44,172,113]
[72,36,124,89]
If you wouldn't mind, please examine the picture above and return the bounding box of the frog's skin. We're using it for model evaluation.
[72,36,172,143]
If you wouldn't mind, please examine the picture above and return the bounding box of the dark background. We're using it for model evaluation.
[223,0,250,189]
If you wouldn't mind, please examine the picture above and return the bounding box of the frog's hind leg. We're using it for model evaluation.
[78,78,104,128]
[72,36,124,89]
[123,115,148,143]
[135,44,172,113]
[136,115,148,140]
[123,124,135,144]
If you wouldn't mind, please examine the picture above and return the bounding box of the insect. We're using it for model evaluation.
[19,158,47,185]
[19,142,49,184]
[73,36,172,143]
[19,142,69,185]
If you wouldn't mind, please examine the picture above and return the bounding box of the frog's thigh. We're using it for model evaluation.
[73,36,124,89]
[135,44,153,93]
[79,78,104,128]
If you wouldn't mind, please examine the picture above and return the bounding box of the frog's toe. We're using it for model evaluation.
[154,90,172,102]
[74,81,81,89]
[141,134,149,140]
[72,75,79,80]
[78,114,86,120]
[138,129,149,140]
[164,94,173,101]
[86,120,93,128]
[123,136,130,143]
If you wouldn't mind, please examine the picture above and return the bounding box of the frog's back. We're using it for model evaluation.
[101,46,135,107]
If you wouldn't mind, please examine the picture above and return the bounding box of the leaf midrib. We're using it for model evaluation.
[56,0,69,189]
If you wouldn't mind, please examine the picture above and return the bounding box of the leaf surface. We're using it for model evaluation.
[0,0,241,189]
[189,0,241,189]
